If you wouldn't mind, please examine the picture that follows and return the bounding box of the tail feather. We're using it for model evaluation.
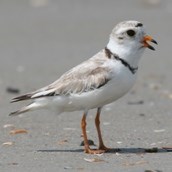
[9,102,43,116]
[9,107,30,116]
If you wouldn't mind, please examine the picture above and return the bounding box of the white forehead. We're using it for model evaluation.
[112,20,146,35]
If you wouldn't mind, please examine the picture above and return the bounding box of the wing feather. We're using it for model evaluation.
[11,50,111,102]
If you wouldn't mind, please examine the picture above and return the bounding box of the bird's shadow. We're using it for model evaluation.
[37,147,172,154]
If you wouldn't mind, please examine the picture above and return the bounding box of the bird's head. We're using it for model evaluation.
[107,20,157,66]
[109,20,157,52]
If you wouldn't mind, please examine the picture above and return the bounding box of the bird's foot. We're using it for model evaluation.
[99,145,120,152]
[98,145,111,152]
[84,146,119,154]
[84,148,106,154]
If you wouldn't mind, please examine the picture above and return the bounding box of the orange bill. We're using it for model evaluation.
[143,35,157,50]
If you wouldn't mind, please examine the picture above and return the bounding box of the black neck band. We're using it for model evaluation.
[105,47,138,74]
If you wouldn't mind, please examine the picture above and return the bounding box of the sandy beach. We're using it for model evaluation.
[1,0,172,171]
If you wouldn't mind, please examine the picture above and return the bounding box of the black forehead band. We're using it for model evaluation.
[136,23,143,27]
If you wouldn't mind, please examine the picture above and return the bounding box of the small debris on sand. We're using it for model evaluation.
[84,158,105,163]
[80,139,95,146]
[10,129,28,135]
[6,87,20,94]
[145,147,158,153]
[2,142,14,146]
[127,100,144,105]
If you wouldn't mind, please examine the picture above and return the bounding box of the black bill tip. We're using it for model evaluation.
[151,39,158,45]
[148,45,155,51]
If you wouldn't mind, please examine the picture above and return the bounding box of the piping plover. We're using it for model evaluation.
[10,20,157,154]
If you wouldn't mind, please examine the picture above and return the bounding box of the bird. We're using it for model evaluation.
[10,20,157,154]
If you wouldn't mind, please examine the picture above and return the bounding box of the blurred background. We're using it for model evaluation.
[0,0,171,90]
[1,0,172,171]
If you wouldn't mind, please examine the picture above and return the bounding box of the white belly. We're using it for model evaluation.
[48,67,137,113]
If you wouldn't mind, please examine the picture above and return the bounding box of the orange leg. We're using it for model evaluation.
[95,107,110,151]
[81,112,105,154]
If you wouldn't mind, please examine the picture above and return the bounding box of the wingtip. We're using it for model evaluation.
[10,94,32,103]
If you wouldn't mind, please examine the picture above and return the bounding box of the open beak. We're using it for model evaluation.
[142,35,158,51]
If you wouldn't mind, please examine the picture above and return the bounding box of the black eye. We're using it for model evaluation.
[126,29,136,37]
[136,23,143,27]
